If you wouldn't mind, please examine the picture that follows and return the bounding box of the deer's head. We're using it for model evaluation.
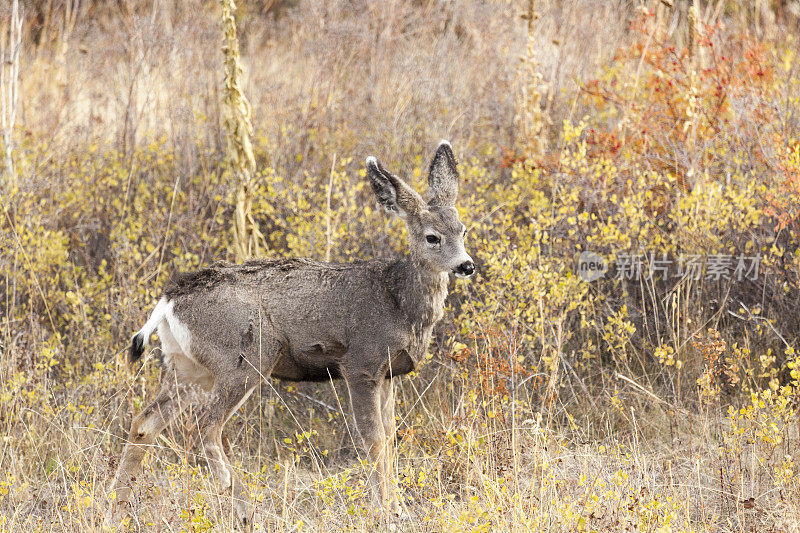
[366,141,474,278]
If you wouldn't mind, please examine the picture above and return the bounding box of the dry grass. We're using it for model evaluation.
[2,0,800,531]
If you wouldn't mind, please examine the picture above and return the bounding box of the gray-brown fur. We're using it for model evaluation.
[108,141,474,528]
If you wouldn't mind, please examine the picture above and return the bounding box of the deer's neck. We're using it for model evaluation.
[388,257,449,328]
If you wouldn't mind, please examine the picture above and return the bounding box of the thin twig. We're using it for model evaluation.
[325,153,336,263]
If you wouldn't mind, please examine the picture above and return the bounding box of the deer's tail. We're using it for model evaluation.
[129,297,168,364]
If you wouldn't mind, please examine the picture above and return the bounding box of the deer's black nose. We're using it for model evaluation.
[455,261,475,277]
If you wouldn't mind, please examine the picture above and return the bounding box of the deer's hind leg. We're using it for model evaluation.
[108,354,209,517]
[108,321,212,522]
[190,330,283,530]
[193,372,259,529]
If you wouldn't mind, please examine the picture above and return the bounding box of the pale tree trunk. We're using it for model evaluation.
[1,0,23,188]
[220,0,266,261]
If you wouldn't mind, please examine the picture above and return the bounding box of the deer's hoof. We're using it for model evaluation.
[103,504,129,531]
[233,498,254,532]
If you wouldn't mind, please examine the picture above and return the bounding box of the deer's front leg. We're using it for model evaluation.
[345,374,391,511]
[379,378,402,514]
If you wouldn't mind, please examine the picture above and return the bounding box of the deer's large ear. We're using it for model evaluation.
[427,140,459,207]
[366,156,423,218]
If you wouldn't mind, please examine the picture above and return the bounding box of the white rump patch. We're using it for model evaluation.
[160,300,196,363]
[365,156,378,168]
[438,139,452,148]
[134,297,169,343]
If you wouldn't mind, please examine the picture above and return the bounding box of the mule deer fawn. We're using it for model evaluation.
[107,141,474,527]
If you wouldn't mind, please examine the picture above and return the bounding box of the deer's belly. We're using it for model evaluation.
[270,341,346,382]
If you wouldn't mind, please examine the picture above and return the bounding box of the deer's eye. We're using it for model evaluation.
[425,234,440,245]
